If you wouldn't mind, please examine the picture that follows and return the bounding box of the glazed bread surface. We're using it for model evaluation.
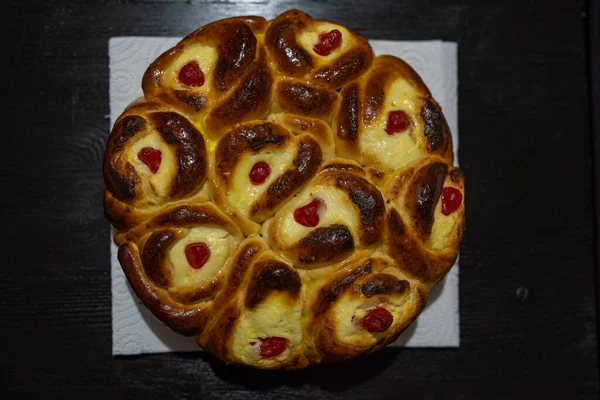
[103,9,465,368]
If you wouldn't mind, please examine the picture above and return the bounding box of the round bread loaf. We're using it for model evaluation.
[103,9,465,368]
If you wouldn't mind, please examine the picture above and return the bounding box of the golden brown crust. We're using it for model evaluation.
[267,113,336,159]
[197,237,267,362]
[103,101,208,231]
[118,242,210,335]
[334,56,453,171]
[264,10,373,89]
[264,159,385,269]
[116,203,245,326]
[263,9,371,125]
[385,157,465,286]
[245,260,302,309]
[210,120,328,234]
[306,255,428,362]
[273,79,339,120]
[142,17,272,138]
[104,10,465,369]
[204,47,273,134]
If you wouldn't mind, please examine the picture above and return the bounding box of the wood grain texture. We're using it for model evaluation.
[1,0,598,398]
[590,1,600,381]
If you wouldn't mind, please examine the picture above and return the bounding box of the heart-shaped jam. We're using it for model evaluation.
[441,187,462,216]
[385,110,411,135]
[293,198,323,227]
[360,307,394,333]
[313,29,342,56]
[178,61,205,87]
[185,243,211,270]
[249,161,271,185]
[257,337,288,358]
[137,147,162,174]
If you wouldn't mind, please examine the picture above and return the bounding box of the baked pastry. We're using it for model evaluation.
[104,9,465,369]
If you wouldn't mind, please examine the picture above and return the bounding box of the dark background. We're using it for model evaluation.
[2,0,599,398]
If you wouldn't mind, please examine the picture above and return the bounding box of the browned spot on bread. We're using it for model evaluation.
[386,209,428,280]
[103,116,146,201]
[275,80,338,119]
[112,115,145,151]
[361,273,409,298]
[336,175,385,245]
[320,161,364,175]
[298,224,354,264]
[314,259,372,316]
[154,205,228,228]
[245,261,301,308]
[264,10,313,76]
[206,49,272,133]
[405,162,447,239]
[337,83,360,142]
[212,20,258,91]
[105,161,139,201]
[312,46,373,89]
[421,99,450,153]
[141,230,177,287]
[148,112,207,198]
[363,65,390,125]
[174,91,206,111]
[221,241,264,297]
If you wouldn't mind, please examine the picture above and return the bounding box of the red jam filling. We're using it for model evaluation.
[441,187,462,216]
[385,110,411,135]
[360,307,394,333]
[185,243,210,270]
[137,147,162,174]
[258,337,288,358]
[293,198,323,227]
[249,161,271,185]
[313,29,342,56]
[178,61,205,87]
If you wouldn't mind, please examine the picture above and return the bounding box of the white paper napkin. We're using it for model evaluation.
[109,37,459,355]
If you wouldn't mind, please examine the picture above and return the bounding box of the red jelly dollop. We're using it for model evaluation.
[249,161,271,185]
[138,147,162,174]
[178,61,205,87]
[385,110,411,135]
[258,337,288,358]
[293,198,323,227]
[313,29,342,56]
[360,307,394,333]
[441,187,462,216]
[185,243,210,270]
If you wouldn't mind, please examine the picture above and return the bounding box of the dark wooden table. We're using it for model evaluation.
[3,0,599,398]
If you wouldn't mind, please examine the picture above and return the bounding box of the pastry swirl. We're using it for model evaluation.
[103,101,208,230]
